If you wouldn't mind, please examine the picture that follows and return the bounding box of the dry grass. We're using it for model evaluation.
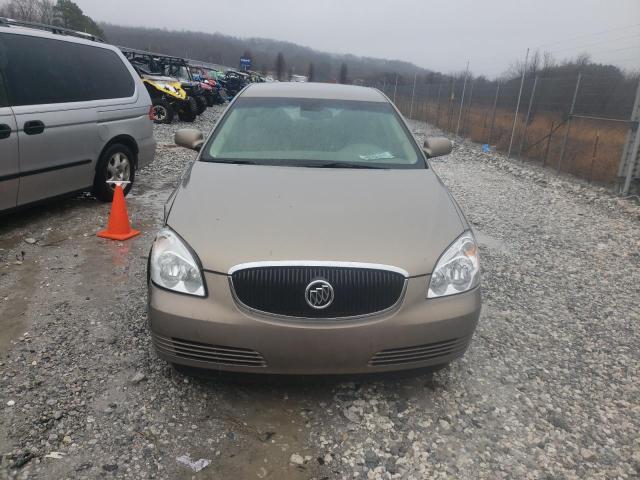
[397,97,628,185]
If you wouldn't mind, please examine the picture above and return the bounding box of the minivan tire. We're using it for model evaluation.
[178,97,198,123]
[93,143,136,202]
[151,98,174,124]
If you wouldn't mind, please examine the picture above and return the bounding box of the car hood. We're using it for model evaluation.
[167,162,465,276]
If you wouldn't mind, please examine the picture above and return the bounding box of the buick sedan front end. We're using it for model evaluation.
[148,82,481,374]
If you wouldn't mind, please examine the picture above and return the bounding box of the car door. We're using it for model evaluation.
[0,31,98,206]
[0,40,19,211]
[0,105,19,211]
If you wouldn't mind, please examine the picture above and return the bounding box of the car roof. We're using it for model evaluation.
[241,82,388,102]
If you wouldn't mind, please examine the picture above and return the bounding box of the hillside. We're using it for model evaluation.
[100,23,432,81]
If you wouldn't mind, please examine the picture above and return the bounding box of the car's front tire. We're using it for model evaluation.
[93,143,135,202]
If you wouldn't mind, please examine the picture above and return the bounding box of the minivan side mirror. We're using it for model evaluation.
[175,129,205,151]
[423,137,453,158]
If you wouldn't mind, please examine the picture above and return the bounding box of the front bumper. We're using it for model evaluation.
[148,272,481,374]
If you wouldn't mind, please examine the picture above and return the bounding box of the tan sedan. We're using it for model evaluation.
[147,82,481,374]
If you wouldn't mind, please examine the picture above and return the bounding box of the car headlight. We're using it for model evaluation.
[427,232,480,298]
[150,228,206,297]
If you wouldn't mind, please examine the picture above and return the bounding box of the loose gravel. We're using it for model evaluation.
[1,106,639,479]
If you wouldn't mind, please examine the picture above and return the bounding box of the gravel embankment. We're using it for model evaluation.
[1,107,639,480]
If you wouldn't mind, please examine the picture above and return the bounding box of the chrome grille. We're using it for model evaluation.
[230,265,406,319]
[369,337,469,366]
[153,333,266,367]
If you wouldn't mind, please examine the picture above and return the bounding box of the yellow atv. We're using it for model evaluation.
[121,47,198,124]
[141,74,197,124]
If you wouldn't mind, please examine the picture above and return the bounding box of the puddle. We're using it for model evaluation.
[0,259,40,354]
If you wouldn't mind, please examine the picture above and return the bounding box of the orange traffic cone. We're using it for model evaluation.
[97,182,140,241]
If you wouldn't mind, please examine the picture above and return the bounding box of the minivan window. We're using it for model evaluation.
[0,74,7,108]
[0,39,6,107]
[0,33,135,106]
[202,97,424,169]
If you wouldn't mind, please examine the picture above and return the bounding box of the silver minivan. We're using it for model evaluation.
[0,19,155,212]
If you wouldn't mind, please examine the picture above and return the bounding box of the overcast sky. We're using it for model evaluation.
[76,0,640,78]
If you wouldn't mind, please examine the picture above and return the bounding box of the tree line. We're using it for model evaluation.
[2,0,637,118]
[382,52,639,121]
[1,0,104,37]
[99,23,429,84]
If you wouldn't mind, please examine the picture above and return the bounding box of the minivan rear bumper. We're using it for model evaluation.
[147,272,481,375]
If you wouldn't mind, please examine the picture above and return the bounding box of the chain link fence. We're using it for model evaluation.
[366,71,640,192]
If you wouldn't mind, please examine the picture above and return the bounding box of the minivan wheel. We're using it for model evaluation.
[93,144,135,202]
[150,98,174,124]
[177,97,198,123]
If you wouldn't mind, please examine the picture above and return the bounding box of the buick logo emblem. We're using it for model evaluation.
[305,280,334,309]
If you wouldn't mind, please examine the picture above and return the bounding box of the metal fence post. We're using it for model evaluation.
[518,75,539,161]
[409,73,417,119]
[435,83,443,127]
[543,121,555,167]
[488,82,501,145]
[455,62,470,137]
[447,81,456,131]
[558,73,582,174]
[393,74,398,104]
[463,80,474,137]
[621,77,640,194]
[589,131,600,183]
[508,48,529,158]
[424,83,431,122]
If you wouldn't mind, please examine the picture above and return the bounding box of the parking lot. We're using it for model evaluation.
[1,106,639,479]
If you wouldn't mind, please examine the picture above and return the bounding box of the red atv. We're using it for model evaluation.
[190,66,227,105]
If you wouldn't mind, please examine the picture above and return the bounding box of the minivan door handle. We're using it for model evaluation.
[0,124,10,140]
[23,120,45,135]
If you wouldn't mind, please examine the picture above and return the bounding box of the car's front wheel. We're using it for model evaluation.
[93,143,135,202]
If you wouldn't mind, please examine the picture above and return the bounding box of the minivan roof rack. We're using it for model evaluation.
[0,17,104,42]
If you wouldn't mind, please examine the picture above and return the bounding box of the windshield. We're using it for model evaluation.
[164,65,191,81]
[201,97,424,168]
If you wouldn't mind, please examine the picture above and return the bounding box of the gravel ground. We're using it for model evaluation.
[1,106,639,479]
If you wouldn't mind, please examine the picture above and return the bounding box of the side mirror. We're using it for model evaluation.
[175,129,204,152]
[423,137,453,158]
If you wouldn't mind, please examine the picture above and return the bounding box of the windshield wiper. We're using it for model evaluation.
[310,162,387,169]
[207,159,258,165]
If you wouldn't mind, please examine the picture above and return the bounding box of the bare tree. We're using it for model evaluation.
[541,51,557,74]
[0,0,48,22]
[39,0,54,23]
[527,49,541,76]
[339,62,348,84]
[275,52,285,81]
[307,62,315,82]
[574,53,592,66]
